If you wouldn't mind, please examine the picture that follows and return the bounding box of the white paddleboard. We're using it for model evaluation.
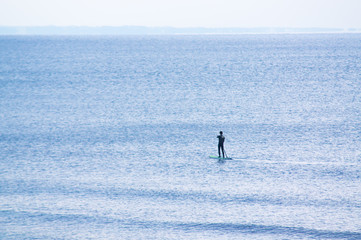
[209,155,232,160]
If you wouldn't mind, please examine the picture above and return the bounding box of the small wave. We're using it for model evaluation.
[170,221,361,239]
[3,210,360,239]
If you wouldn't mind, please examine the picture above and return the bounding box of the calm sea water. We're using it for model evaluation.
[1,34,361,239]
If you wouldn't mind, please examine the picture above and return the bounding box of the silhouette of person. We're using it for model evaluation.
[217,131,225,158]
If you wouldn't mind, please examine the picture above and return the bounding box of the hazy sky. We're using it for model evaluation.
[1,0,361,28]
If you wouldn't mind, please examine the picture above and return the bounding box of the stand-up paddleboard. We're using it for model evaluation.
[209,155,232,160]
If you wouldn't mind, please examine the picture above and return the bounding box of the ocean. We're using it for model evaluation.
[1,34,361,239]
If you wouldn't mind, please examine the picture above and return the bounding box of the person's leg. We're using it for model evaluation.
[218,144,221,157]
[221,145,225,158]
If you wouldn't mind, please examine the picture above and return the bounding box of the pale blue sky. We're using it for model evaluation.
[1,0,361,28]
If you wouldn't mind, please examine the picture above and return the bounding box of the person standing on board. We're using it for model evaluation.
[217,131,225,158]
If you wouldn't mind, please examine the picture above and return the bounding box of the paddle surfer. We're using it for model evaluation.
[217,131,225,158]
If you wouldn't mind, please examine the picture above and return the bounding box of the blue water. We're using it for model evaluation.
[1,34,361,239]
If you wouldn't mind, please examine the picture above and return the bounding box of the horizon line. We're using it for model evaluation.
[1,26,361,35]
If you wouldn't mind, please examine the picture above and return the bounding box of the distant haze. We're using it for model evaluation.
[1,26,360,35]
[1,0,361,29]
